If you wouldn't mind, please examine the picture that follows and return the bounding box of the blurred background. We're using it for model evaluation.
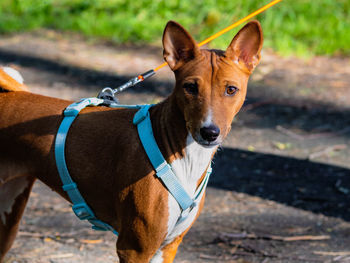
[1,1,350,262]
[1,0,349,57]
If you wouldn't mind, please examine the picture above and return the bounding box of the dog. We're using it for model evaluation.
[0,20,263,262]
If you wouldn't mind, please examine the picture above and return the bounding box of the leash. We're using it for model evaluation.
[55,98,212,235]
[98,0,282,102]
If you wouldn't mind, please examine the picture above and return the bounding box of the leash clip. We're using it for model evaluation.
[97,87,119,106]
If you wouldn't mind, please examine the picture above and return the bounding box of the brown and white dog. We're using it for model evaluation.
[0,20,263,262]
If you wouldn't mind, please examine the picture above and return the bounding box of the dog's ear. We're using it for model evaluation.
[225,20,263,73]
[163,21,200,71]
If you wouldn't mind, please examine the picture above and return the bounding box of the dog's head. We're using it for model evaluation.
[163,20,263,147]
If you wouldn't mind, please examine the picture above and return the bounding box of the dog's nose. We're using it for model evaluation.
[200,125,220,142]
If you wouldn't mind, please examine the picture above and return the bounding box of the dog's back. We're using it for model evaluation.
[0,67,68,163]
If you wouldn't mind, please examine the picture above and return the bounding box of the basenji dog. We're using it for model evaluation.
[0,20,263,262]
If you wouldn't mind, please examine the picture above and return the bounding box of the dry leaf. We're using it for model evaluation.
[81,239,103,244]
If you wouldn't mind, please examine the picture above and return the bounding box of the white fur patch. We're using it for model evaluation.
[163,134,216,245]
[2,67,24,84]
[0,178,29,224]
[150,250,163,263]
[202,108,213,127]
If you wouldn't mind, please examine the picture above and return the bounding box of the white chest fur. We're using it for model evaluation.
[150,135,216,262]
[164,134,216,243]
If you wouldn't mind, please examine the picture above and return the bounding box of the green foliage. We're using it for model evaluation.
[0,0,349,56]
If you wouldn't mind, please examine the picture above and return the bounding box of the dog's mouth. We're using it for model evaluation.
[193,134,222,148]
[197,140,220,148]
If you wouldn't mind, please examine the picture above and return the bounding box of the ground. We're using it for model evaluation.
[1,30,350,263]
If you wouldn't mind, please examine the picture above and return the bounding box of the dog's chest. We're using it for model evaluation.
[164,135,215,243]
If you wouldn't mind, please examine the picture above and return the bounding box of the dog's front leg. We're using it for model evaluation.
[116,225,165,263]
[153,235,184,263]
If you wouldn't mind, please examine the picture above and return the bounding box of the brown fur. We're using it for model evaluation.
[0,20,263,262]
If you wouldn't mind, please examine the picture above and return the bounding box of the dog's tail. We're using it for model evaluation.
[0,67,29,92]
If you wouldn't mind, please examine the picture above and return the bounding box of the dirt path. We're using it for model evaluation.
[1,30,350,263]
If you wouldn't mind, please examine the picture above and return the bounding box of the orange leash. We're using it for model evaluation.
[154,0,282,72]
[101,0,282,97]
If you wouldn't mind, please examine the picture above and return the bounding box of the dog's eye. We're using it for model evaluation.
[183,82,198,95]
[225,85,238,96]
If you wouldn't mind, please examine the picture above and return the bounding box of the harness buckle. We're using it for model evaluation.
[133,105,152,125]
[63,98,104,117]
[155,162,171,178]
[176,201,197,225]
[72,203,95,220]
[64,103,80,117]
[89,219,119,235]
[62,183,77,191]
[89,219,111,231]
[184,201,197,213]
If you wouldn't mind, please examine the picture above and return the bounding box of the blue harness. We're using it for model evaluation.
[54,98,212,235]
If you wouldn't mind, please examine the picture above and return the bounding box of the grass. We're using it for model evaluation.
[0,0,349,57]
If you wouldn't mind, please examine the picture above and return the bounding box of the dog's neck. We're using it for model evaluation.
[150,95,187,162]
[150,94,217,195]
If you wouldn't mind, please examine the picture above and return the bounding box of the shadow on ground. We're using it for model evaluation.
[211,147,350,221]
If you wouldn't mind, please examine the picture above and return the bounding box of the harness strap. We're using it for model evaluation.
[55,98,118,235]
[176,166,212,225]
[55,98,212,235]
[133,105,212,213]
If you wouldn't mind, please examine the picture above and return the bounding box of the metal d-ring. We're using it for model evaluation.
[97,87,119,105]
